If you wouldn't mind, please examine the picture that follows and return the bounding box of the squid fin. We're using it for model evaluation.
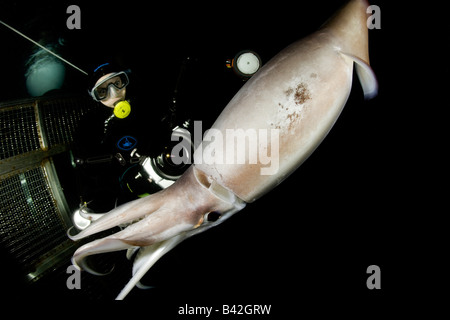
[341,52,378,99]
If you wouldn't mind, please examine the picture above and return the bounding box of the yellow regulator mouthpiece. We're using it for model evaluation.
[114,100,131,119]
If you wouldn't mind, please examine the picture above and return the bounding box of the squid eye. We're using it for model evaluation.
[207,211,221,222]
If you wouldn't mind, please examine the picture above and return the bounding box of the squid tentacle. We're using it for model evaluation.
[71,238,135,275]
[71,166,246,279]
[68,195,165,241]
[118,193,245,300]
[116,235,184,300]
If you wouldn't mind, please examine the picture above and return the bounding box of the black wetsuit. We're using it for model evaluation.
[72,98,171,212]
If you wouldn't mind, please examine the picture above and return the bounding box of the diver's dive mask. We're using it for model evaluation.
[90,71,129,101]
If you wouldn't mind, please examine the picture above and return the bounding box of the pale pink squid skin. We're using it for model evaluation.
[196,0,377,202]
[69,0,377,299]
[69,166,244,264]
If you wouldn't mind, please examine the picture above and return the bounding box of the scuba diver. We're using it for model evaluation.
[71,53,257,224]
[72,62,192,215]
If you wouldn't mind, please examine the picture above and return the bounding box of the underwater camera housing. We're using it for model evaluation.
[142,127,194,187]
[72,127,194,230]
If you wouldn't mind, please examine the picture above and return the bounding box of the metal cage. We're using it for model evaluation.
[0,95,96,282]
